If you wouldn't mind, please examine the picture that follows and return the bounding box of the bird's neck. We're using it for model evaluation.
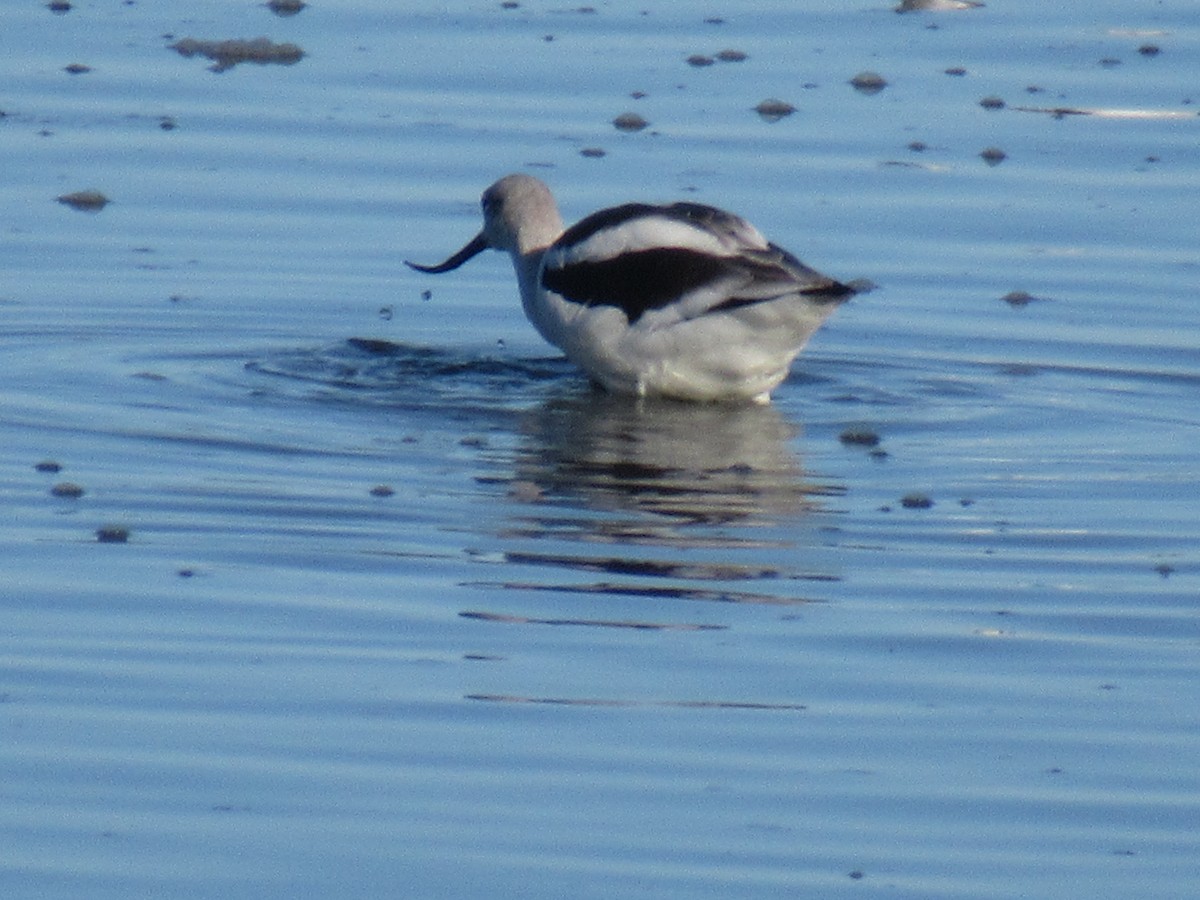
[511,248,559,347]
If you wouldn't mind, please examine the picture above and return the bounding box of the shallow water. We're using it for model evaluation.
[3,1,1199,897]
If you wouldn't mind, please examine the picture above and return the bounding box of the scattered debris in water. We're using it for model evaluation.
[979,146,1006,165]
[95,525,130,544]
[1013,104,1194,120]
[896,0,984,10]
[169,37,306,73]
[849,71,888,94]
[979,95,1006,110]
[882,157,949,172]
[51,482,85,498]
[753,98,794,122]
[57,190,110,211]
[687,49,747,66]
[266,0,306,15]
[1000,290,1046,307]
[839,427,881,448]
[63,63,91,74]
[612,111,648,132]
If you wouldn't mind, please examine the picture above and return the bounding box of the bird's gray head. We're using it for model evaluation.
[405,173,563,274]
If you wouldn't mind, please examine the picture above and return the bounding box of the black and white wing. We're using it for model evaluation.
[540,202,853,325]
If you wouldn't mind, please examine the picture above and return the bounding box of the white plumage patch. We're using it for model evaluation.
[553,216,721,267]
[546,208,773,272]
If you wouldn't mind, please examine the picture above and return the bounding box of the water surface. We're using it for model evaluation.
[3,1,1198,897]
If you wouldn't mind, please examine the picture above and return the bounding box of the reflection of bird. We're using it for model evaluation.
[512,393,833,528]
[407,174,854,404]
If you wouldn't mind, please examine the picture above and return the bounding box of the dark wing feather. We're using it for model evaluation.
[542,248,733,324]
[722,243,856,304]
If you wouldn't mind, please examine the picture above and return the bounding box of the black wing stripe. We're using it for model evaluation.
[542,248,731,324]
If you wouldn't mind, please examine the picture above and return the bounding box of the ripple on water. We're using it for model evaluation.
[246,338,577,415]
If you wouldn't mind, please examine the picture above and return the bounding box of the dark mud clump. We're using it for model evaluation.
[1000,290,1048,307]
[980,146,1007,165]
[96,525,130,543]
[266,0,306,15]
[754,98,795,122]
[170,37,306,73]
[57,190,110,211]
[839,427,881,448]
[850,71,888,95]
[612,112,649,132]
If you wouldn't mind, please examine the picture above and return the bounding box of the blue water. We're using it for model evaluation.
[2,1,1198,897]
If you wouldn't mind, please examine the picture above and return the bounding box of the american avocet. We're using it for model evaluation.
[406,174,854,403]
